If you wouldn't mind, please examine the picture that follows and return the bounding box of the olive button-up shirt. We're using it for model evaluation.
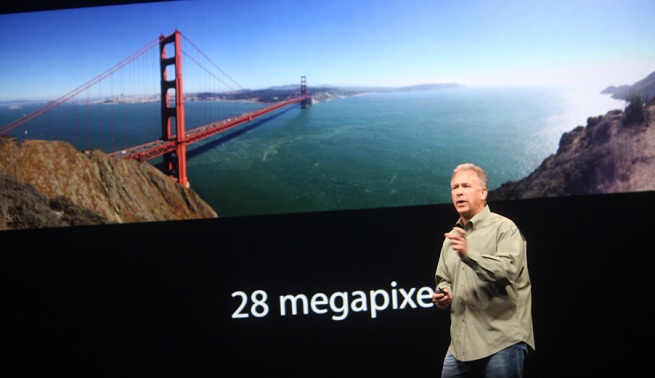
[435,205,535,361]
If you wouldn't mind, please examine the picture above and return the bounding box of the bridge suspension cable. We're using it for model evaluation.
[181,33,257,102]
[0,37,160,137]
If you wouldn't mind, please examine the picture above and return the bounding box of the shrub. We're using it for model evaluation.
[586,115,603,128]
[623,90,645,126]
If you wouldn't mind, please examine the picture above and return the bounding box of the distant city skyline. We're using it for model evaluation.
[1,0,654,101]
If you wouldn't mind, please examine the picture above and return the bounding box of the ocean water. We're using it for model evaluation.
[1,86,623,217]
[185,86,622,216]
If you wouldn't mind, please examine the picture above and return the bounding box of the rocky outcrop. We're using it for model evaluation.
[601,70,655,101]
[489,103,655,201]
[0,138,217,230]
[0,171,109,230]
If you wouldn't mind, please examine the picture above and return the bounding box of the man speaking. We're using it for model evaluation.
[432,163,535,377]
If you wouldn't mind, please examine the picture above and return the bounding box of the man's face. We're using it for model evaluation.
[450,170,488,222]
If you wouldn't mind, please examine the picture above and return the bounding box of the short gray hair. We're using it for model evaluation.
[452,163,488,189]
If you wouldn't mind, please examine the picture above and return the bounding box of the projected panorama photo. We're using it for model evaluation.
[1,0,654,230]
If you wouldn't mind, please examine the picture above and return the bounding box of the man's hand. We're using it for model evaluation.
[432,288,452,310]
[444,227,467,257]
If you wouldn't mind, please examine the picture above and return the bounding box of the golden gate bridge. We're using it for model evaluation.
[0,30,311,187]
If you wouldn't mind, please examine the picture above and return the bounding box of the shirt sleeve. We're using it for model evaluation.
[461,221,526,286]
[435,240,453,291]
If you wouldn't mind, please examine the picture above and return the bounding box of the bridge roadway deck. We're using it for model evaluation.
[109,97,306,162]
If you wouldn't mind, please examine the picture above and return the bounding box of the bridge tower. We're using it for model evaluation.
[159,30,189,187]
[300,76,310,109]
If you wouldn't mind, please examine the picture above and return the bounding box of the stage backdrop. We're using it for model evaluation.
[4,191,655,376]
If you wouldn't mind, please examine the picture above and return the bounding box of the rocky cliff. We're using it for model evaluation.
[0,138,217,230]
[489,102,655,201]
[601,69,655,101]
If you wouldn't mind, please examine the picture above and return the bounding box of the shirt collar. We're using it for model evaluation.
[456,205,491,231]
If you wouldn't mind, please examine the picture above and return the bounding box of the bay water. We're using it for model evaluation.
[1,86,623,217]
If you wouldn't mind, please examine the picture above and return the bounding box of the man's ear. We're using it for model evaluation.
[481,187,488,201]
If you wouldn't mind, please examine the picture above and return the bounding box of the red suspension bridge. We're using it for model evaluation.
[0,30,311,187]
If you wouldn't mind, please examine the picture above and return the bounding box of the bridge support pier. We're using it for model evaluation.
[160,30,189,188]
[300,76,310,109]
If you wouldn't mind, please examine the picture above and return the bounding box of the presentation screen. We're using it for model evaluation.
[1,0,653,229]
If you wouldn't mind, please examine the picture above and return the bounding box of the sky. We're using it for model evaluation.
[1,0,654,101]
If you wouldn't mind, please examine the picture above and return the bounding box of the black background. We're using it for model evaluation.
[3,191,655,376]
